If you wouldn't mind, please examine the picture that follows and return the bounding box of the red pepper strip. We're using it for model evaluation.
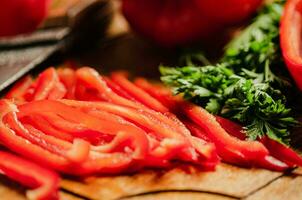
[75,67,143,108]
[261,137,302,167]
[18,100,149,160]
[19,114,86,143]
[0,151,60,200]
[5,75,33,102]
[24,112,111,145]
[0,100,133,175]
[0,100,72,172]
[47,81,66,100]
[215,116,246,140]
[256,155,290,171]
[215,116,300,167]
[4,112,90,163]
[57,68,76,99]
[280,0,302,90]
[60,99,216,166]
[62,100,192,159]
[32,68,65,101]
[185,116,290,171]
[4,100,91,164]
[110,72,169,113]
[103,76,137,100]
[82,108,190,167]
[134,78,179,111]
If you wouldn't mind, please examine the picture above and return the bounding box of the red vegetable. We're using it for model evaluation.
[121,0,262,46]
[5,76,33,102]
[0,0,50,37]
[261,137,302,167]
[111,71,169,113]
[196,0,263,26]
[280,0,302,90]
[0,151,59,200]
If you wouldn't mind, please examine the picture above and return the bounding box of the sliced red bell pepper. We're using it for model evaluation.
[215,116,246,140]
[0,100,134,176]
[110,72,169,113]
[5,75,33,102]
[57,68,76,99]
[75,67,142,108]
[215,116,302,167]
[32,68,66,101]
[134,77,180,111]
[261,137,302,167]
[103,76,136,100]
[60,99,218,168]
[18,100,149,160]
[0,151,60,200]
[280,0,302,90]
[4,112,90,163]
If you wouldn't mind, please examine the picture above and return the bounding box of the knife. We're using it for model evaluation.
[0,0,112,93]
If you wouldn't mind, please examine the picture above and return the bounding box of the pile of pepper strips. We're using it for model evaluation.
[1,66,302,200]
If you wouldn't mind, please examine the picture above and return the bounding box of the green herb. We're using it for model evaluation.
[223,0,288,86]
[160,0,298,145]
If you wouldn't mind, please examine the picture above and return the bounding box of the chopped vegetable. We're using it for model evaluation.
[0,151,59,200]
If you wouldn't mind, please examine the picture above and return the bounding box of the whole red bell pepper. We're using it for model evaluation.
[0,0,50,37]
[0,151,59,200]
[121,0,263,46]
[280,0,302,90]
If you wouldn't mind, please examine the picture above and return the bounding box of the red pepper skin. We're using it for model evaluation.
[57,68,76,99]
[261,137,302,167]
[0,151,60,200]
[0,0,49,37]
[18,100,149,160]
[5,76,33,102]
[60,99,219,168]
[110,71,169,113]
[4,112,90,164]
[32,67,66,101]
[0,100,134,176]
[108,74,218,166]
[280,0,302,90]
[121,0,262,47]
[214,116,302,168]
[196,0,263,26]
[76,67,142,108]
[215,116,246,140]
[103,76,136,100]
